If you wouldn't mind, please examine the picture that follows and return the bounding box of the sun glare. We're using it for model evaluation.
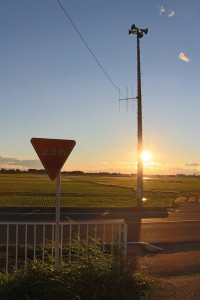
[141,151,152,162]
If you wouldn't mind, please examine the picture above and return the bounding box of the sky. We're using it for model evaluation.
[1,0,200,175]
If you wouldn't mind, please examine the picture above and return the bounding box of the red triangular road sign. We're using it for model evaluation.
[31,138,76,180]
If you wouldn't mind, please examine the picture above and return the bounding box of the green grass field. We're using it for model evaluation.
[0,174,200,207]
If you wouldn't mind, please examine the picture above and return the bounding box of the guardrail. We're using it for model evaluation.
[0,221,127,273]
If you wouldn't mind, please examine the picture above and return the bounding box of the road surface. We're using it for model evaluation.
[0,203,200,244]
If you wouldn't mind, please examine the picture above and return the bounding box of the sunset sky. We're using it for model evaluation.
[1,0,200,175]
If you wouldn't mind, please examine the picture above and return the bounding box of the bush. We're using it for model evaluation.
[0,243,150,300]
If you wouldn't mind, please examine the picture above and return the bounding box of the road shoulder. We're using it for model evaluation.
[143,274,200,300]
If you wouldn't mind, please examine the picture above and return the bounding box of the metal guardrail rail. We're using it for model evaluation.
[0,221,127,273]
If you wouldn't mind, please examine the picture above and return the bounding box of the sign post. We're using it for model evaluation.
[31,138,76,266]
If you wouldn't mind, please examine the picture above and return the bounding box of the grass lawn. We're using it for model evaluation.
[0,174,200,207]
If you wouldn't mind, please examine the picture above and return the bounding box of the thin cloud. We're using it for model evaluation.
[168,10,175,17]
[159,6,165,15]
[185,163,199,167]
[159,6,175,17]
[0,155,41,169]
[179,52,190,62]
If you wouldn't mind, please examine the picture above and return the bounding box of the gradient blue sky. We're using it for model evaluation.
[1,0,200,175]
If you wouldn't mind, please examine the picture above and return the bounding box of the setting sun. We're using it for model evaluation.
[141,151,152,162]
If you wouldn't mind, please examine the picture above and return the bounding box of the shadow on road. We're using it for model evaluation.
[124,207,168,271]
[154,240,200,254]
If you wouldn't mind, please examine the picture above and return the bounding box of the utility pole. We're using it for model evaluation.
[129,24,148,207]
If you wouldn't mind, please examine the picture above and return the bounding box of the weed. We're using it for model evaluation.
[0,242,151,300]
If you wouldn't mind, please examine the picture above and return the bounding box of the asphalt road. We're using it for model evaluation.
[0,206,169,223]
[0,203,200,244]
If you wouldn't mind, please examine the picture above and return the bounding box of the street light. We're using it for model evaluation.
[129,24,148,207]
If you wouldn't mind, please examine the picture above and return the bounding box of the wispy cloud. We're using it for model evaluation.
[185,163,199,167]
[159,6,175,17]
[168,10,175,17]
[159,6,165,15]
[0,155,41,170]
[179,52,190,62]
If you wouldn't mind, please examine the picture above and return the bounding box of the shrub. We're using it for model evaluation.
[174,196,187,204]
[0,243,150,300]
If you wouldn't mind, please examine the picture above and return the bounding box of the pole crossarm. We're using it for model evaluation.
[119,97,137,101]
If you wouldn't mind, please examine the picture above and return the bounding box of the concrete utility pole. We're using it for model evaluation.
[129,24,148,207]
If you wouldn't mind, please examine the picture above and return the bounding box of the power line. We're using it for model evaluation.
[56,0,123,97]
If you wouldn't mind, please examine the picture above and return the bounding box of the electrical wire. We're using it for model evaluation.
[56,0,124,97]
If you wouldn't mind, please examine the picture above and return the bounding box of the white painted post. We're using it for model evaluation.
[55,172,61,267]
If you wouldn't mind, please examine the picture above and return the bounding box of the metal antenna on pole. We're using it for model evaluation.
[119,87,137,112]
[128,24,148,207]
